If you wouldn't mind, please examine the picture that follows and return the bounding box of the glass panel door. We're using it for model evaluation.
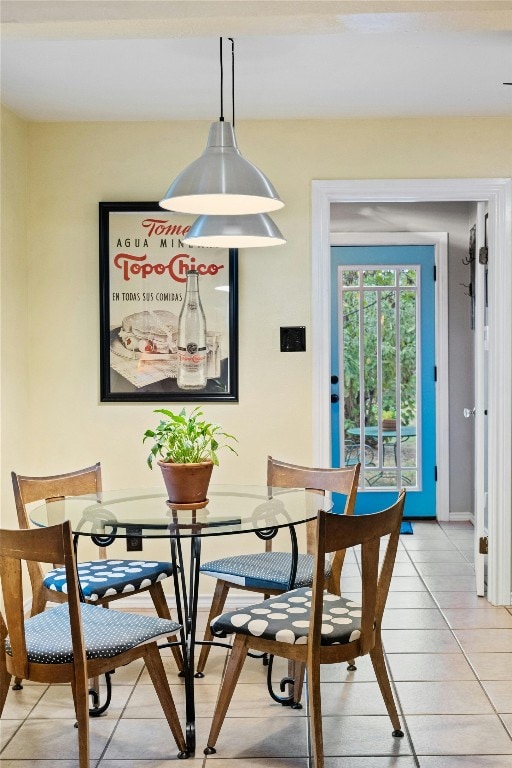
[331,245,436,518]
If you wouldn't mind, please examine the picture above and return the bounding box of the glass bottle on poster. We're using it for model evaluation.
[177,269,207,390]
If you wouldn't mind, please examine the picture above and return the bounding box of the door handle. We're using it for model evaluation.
[463,407,476,418]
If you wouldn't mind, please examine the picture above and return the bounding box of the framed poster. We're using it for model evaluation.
[99,202,238,402]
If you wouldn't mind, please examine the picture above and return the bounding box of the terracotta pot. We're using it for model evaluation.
[381,419,397,432]
[157,460,214,504]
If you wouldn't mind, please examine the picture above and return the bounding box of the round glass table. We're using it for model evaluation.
[30,483,333,753]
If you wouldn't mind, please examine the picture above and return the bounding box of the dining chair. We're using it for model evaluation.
[11,463,183,689]
[204,490,406,768]
[0,520,188,765]
[196,457,361,689]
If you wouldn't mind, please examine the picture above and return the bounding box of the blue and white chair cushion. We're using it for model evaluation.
[5,603,181,664]
[200,552,331,591]
[211,586,362,646]
[43,559,175,602]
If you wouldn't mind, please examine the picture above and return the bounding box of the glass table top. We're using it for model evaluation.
[29,484,333,539]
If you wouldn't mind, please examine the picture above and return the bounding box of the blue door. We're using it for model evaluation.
[331,245,436,518]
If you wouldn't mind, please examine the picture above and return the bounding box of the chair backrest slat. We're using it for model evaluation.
[12,463,102,514]
[268,457,359,506]
[267,457,361,555]
[322,500,403,553]
[11,463,103,591]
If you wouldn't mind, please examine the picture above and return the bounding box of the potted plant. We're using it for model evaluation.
[381,409,397,432]
[143,406,237,504]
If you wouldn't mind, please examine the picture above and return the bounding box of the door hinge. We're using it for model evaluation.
[479,246,488,265]
[433,265,437,281]
[479,536,488,555]
[434,465,438,482]
[434,365,437,382]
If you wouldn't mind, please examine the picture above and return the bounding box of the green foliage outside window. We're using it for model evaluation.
[342,269,417,430]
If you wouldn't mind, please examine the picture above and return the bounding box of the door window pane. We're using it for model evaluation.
[340,265,420,491]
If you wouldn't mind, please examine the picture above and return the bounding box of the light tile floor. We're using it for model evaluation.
[2,520,512,767]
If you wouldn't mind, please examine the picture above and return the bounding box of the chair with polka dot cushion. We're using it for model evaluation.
[204,490,406,768]
[196,457,360,693]
[0,521,188,766]
[11,464,183,691]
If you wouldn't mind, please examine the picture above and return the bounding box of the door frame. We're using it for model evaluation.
[474,201,488,596]
[312,178,512,606]
[330,233,449,521]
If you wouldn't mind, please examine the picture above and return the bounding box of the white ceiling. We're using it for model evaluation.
[1,1,511,122]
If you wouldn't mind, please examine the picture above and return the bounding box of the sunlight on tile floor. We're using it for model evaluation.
[2,521,512,767]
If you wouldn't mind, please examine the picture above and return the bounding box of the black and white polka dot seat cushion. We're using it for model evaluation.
[211,586,362,646]
[5,602,181,664]
[43,559,175,602]
[200,552,331,591]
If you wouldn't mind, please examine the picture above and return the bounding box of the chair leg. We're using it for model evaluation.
[196,579,230,675]
[0,618,13,706]
[0,662,12,715]
[307,657,324,768]
[143,644,188,757]
[11,592,49,690]
[148,582,184,673]
[291,660,306,707]
[204,634,249,754]
[324,571,356,672]
[71,674,90,768]
[88,603,111,703]
[369,635,403,736]
[30,590,47,617]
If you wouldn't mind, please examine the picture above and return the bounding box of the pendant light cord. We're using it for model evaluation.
[219,37,224,121]
[229,37,235,127]
[219,37,235,126]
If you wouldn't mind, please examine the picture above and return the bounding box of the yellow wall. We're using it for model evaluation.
[1,107,29,529]
[1,112,511,574]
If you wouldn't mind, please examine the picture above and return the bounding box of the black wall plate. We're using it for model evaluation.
[280,326,306,352]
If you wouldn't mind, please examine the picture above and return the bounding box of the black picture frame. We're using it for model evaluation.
[99,202,238,402]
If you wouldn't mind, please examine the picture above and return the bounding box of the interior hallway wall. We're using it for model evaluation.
[0,107,29,531]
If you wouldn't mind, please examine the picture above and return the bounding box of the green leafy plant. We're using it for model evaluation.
[342,274,417,429]
[143,407,238,469]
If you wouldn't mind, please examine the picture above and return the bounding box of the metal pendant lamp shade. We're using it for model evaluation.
[159,121,284,215]
[183,212,286,248]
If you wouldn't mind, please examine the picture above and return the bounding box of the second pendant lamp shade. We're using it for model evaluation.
[159,121,284,215]
[183,212,286,248]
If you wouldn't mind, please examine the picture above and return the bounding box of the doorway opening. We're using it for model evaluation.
[311,178,512,606]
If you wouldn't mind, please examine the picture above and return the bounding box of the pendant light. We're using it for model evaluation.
[183,212,286,248]
[159,38,284,215]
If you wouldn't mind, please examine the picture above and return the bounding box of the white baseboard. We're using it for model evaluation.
[448,511,472,523]
[25,593,259,615]
[110,593,254,612]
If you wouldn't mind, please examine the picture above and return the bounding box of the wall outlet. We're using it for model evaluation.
[126,526,143,552]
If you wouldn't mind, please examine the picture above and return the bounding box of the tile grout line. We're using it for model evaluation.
[351,534,421,766]
[0,680,51,756]
[96,663,146,767]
